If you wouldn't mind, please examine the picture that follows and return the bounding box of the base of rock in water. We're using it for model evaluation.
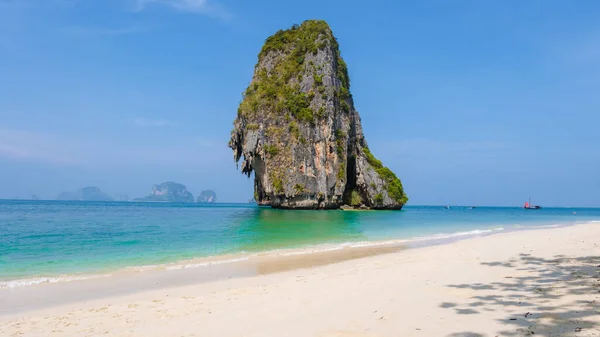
[229,20,408,210]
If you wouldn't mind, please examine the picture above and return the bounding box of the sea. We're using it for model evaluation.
[1,200,599,289]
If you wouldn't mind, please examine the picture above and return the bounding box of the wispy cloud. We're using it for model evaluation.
[133,118,176,128]
[569,31,600,65]
[0,126,223,169]
[134,0,231,19]
[543,27,600,67]
[0,143,32,158]
[0,128,79,165]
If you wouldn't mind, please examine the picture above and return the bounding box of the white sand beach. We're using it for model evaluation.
[2,223,600,336]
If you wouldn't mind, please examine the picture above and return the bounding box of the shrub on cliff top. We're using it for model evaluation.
[259,20,332,59]
[238,20,351,126]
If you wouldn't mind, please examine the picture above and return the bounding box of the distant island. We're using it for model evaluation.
[197,190,217,203]
[57,187,113,201]
[134,182,194,202]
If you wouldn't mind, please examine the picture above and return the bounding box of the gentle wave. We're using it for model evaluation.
[0,274,110,289]
[407,227,505,242]
[1,221,596,289]
[165,257,250,270]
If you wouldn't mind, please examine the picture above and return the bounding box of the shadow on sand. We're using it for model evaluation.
[441,254,600,336]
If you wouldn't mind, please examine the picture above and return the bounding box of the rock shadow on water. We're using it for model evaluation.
[227,208,367,252]
[221,208,406,273]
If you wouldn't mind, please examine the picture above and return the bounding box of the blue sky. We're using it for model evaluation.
[1,0,599,206]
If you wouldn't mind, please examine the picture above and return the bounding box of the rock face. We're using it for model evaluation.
[134,182,194,202]
[229,20,408,210]
[57,187,113,201]
[197,190,217,203]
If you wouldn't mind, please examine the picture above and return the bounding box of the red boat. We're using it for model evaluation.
[524,197,541,209]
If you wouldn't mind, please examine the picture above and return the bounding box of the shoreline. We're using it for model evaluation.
[2,222,600,336]
[1,220,579,291]
[0,220,596,317]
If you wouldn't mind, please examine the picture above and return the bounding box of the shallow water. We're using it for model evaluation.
[1,200,599,287]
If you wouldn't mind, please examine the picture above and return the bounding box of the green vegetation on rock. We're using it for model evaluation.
[264,144,279,157]
[289,121,300,139]
[259,20,331,59]
[229,19,407,210]
[350,190,362,206]
[364,147,408,204]
[337,164,345,181]
[273,177,284,193]
[294,183,307,194]
[374,193,384,205]
[335,130,346,156]
[238,20,350,127]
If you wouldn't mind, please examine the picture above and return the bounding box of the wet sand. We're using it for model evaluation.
[2,223,600,336]
[1,243,404,315]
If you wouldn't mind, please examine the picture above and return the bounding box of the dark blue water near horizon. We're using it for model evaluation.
[1,200,599,285]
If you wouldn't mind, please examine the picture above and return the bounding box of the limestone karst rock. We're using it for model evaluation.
[57,187,113,201]
[134,182,194,202]
[229,20,407,209]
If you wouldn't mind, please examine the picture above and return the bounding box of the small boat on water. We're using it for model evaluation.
[524,197,541,209]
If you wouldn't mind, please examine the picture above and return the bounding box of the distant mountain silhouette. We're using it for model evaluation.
[197,190,217,203]
[134,182,194,202]
[57,187,113,201]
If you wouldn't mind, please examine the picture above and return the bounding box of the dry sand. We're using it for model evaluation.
[2,223,600,336]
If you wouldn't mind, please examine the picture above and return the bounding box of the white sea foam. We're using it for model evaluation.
[534,224,562,229]
[280,246,347,256]
[348,240,406,248]
[0,274,109,289]
[3,222,594,289]
[127,265,162,272]
[406,227,505,242]
[165,257,250,270]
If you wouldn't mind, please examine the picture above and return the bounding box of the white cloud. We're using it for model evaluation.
[133,118,176,127]
[134,0,231,19]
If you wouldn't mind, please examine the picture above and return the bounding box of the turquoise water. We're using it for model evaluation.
[1,200,599,285]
